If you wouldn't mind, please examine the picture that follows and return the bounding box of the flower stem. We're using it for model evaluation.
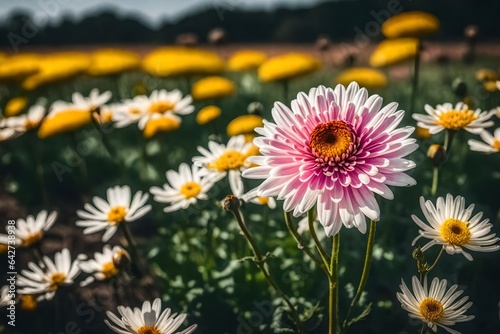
[308,208,330,270]
[427,247,444,273]
[431,166,439,196]
[70,133,90,197]
[341,220,377,333]
[444,130,456,155]
[283,211,331,279]
[329,233,340,334]
[226,197,304,334]
[410,39,422,115]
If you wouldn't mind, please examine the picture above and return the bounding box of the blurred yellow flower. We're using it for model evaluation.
[475,69,498,82]
[191,76,236,101]
[258,53,321,82]
[227,50,267,71]
[227,114,263,136]
[382,11,440,39]
[416,126,432,139]
[243,133,256,143]
[22,52,90,91]
[483,81,499,92]
[143,115,181,138]
[369,38,419,67]
[142,47,225,77]
[0,52,8,64]
[0,53,40,81]
[87,49,140,76]
[335,68,388,89]
[196,105,221,125]
[4,97,28,117]
[38,109,91,138]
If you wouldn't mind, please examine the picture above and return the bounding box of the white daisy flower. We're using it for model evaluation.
[411,194,499,261]
[0,118,18,141]
[3,104,46,133]
[76,185,151,242]
[50,88,112,117]
[79,245,127,287]
[0,285,13,308]
[17,248,81,301]
[467,128,500,153]
[193,135,254,197]
[0,210,57,247]
[413,102,494,134]
[150,163,215,213]
[397,276,474,334]
[105,298,197,334]
[113,89,194,130]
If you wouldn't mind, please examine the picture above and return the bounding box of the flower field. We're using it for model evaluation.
[0,10,500,334]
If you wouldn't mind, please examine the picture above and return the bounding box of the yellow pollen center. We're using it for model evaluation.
[419,298,444,322]
[180,181,202,199]
[436,109,477,130]
[149,101,175,114]
[102,262,119,279]
[440,218,471,246]
[310,121,354,158]
[49,273,66,291]
[492,139,500,150]
[257,197,269,205]
[25,119,38,131]
[137,326,161,334]
[23,232,43,247]
[207,150,246,172]
[130,108,141,115]
[20,295,37,312]
[107,206,127,225]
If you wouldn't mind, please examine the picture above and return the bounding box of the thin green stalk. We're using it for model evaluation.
[30,139,49,206]
[341,220,377,333]
[308,208,330,270]
[91,112,117,160]
[410,39,422,115]
[284,211,331,279]
[444,130,456,155]
[70,133,90,196]
[329,233,340,334]
[431,166,439,196]
[226,198,304,334]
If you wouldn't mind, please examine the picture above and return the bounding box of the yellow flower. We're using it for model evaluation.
[227,50,267,71]
[227,114,263,136]
[196,105,221,125]
[0,53,40,81]
[38,109,91,138]
[483,81,499,92]
[87,49,140,76]
[22,52,90,91]
[191,76,236,101]
[143,115,181,138]
[142,47,225,77]
[4,97,28,117]
[382,11,440,39]
[0,52,8,63]
[369,38,419,67]
[416,126,432,139]
[258,53,321,82]
[475,69,498,82]
[335,68,388,89]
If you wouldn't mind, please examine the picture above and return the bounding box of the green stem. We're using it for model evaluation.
[341,220,377,333]
[91,112,117,160]
[427,247,444,273]
[431,166,439,196]
[329,233,340,334]
[410,39,422,115]
[308,208,330,270]
[30,138,49,206]
[444,130,456,155]
[228,201,303,334]
[70,133,90,197]
[283,211,331,279]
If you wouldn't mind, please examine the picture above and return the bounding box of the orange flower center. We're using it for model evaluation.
[23,232,43,247]
[137,326,161,334]
[492,139,500,150]
[49,272,66,291]
[207,150,246,172]
[440,218,471,246]
[419,298,444,322]
[180,181,202,199]
[149,101,175,114]
[435,109,477,130]
[107,206,127,225]
[310,121,355,160]
[102,262,119,279]
[20,295,38,312]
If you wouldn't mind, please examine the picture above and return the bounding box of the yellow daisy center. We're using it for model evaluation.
[492,139,500,150]
[22,232,43,247]
[207,150,246,172]
[25,119,39,131]
[20,295,38,312]
[436,109,477,131]
[257,197,269,205]
[107,206,127,225]
[180,181,202,199]
[310,121,354,159]
[440,218,471,246]
[102,262,119,279]
[149,101,175,114]
[137,326,161,334]
[419,298,444,322]
[49,272,66,291]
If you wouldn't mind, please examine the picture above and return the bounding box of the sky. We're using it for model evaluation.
[0,0,328,27]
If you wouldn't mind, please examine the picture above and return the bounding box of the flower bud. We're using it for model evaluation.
[112,248,131,271]
[427,144,447,166]
[247,102,263,115]
[452,78,467,98]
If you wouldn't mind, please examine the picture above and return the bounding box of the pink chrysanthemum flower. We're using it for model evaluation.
[243,83,418,236]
